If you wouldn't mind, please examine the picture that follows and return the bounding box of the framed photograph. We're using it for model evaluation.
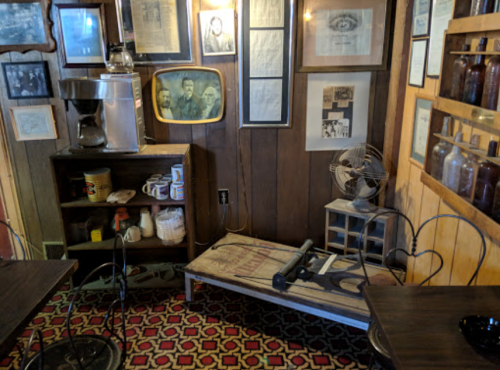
[427,0,453,77]
[152,67,225,124]
[411,96,434,167]
[55,4,107,68]
[412,0,431,38]
[306,72,371,151]
[297,0,393,72]
[9,105,58,141]
[116,0,194,65]
[2,61,52,99]
[199,9,236,56]
[0,0,56,54]
[408,39,428,88]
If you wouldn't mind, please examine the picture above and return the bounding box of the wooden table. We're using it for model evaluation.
[185,233,402,330]
[363,286,500,370]
[0,259,78,360]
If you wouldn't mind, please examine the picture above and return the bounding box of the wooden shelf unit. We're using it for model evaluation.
[50,144,195,285]
[324,199,397,265]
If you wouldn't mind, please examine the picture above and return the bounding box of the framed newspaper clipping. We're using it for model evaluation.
[115,0,194,64]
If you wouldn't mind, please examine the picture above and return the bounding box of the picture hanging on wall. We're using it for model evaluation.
[152,67,225,124]
[408,39,428,88]
[297,0,393,72]
[2,61,53,100]
[427,0,453,77]
[410,95,434,167]
[55,4,107,68]
[412,0,431,38]
[9,105,58,141]
[199,9,236,56]
[0,0,56,54]
[306,72,371,151]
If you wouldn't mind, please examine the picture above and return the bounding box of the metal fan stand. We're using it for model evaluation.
[346,198,378,213]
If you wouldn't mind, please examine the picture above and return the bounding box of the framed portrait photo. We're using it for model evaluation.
[2,61,52,100]
[152,67,225,125]
[408,39,428,88]
[199,9,236,56]
[410,96,434,167]
[9,105,58,141]
[297,0,393,72]
[55,4,107,68]
[412,0,431,38]
[0,0,56,54]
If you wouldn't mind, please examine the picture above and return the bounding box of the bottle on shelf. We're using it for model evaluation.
[471,0,495,15]
[481,44,500,110]
[450,45,473,101]
[473,140,500,215]
[491,181,500,222]
[463,38,488,106]
[442,132,466,192]
[139,208,154,238]
[458,134,482,200]
[431,116,453,181]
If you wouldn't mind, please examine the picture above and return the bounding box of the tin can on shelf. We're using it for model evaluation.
[84,168,112,202]
[67,172,87,200]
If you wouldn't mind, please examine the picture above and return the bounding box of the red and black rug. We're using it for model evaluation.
[0,283,371,369]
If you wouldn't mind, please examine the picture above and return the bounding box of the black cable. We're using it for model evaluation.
[0,219,26,260]
[195,202,227,246]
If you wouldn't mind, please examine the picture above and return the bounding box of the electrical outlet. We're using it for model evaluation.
[218,189,229,205]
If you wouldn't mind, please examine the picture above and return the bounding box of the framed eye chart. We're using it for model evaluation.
[238,0,295,128]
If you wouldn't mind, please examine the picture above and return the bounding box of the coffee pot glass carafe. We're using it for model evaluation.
[106,43,134,74]
[71,99,106,148]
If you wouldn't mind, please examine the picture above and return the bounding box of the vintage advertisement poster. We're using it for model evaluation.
[249,79,282,121]
[249,0,284,28]
[130,0,180,54]
[249,30,284,78]
[315,9,373,57]
[321,86,354,138]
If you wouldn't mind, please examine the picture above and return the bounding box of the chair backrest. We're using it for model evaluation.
[356,211,487,287]
[20,329,44,370]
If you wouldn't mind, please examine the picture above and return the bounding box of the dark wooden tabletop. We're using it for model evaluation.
[363,286,500,370]
[0,259,78,360]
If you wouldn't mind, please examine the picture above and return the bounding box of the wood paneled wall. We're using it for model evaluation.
[0,0,392,258]
[395,3,500,285]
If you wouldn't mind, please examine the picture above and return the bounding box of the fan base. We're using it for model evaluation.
[346,199,378,213]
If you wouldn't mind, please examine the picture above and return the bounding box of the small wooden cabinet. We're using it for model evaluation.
[324,199,397,265]
[50,144,195,285]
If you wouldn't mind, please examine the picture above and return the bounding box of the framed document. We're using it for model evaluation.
[427,0,453,77]
[297,0,393,72]
[9,105,58,141]
[116,0,194,64]
[412,0,431,37]
[238,0,295,128]
[411,96,434,166]
[408,39,428,88]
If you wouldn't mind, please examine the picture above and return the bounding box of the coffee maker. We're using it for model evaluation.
[59,73,146,153]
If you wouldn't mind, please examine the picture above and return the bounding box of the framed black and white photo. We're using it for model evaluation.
[55,4,107,68]
[0,0,56,54]
[9,105,58,141]
[410,95,433,167]
[2,61,52,99]
[408,39,428,88]
[306,72,371,151]
[116,0,194,64]
[199,9,236,56]
[412,0,431,38]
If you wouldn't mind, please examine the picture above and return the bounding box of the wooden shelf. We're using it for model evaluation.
[434,97,500,127]
[61,193,185,208]
[447,13,500,34]
[51,144,190,160]
[420,171,500,242]
[450,51,500,55]
[434,133,500,166]
[68,236,187,251]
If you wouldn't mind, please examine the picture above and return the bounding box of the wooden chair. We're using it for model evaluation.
[355,211,487,370]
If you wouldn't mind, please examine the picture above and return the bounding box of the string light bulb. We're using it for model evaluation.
[304,11,311,20]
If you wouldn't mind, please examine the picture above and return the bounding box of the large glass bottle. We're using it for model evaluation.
[473,140,500,215]
[463,38,488,106]
[458,134,481,200]
[442,132,466,192]
[450,45,472,101]
[431,116,453,180]
[471,0,495,16]
[481,45,500,110]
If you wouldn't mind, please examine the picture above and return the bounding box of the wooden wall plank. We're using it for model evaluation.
[449,220,482,285]
[477,238,500,285]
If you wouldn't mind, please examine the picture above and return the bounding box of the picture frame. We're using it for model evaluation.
[199,9,236,57]
[412,0,431,38]
[116,0,194,65]
[427,0,453,78]
[55,4,107,68]
[297,0,393,73]
[9,105,58,141]
[408,39,428,88]
[0,0,56,54]
[306,72,371,151]
[152,67,225,125]
[2,61,53,100]
[410,95,434,167]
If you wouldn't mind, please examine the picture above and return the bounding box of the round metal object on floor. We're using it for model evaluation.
[25,335,122,370]
[367,323,396,370]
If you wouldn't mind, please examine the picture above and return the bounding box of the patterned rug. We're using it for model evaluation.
[0,282,372,369]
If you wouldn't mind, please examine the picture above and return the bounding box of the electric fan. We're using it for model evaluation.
[329,143,389,213]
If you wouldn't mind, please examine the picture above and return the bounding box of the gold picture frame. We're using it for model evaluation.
[9,105,58,141]
[152,67,226,125]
